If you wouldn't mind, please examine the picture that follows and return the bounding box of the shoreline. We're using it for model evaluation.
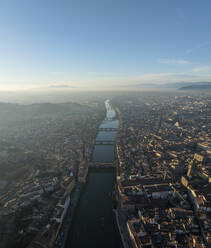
[56,99,120,248]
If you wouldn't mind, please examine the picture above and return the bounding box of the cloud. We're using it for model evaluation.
[185,49,193,55]
[185,42,209,55]
[157,59,191,65]
[192,66,211,73]
[79,72,210,89]
[1,68,211,91]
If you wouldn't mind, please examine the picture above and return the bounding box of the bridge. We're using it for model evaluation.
[95,140,115,145]
[89,160,117,168]
[99,128,118,131]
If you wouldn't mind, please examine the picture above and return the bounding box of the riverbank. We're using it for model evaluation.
[64,100,120,248]
[54,182,84,248]
[66,168,120,248]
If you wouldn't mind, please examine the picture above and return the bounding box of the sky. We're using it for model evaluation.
[0,0,211,90]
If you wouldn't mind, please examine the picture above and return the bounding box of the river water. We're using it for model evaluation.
[65,100,120,248]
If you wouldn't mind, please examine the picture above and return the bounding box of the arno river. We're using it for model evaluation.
[65,100,120,248]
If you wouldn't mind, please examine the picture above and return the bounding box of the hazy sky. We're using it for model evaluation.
[1,0,211,90]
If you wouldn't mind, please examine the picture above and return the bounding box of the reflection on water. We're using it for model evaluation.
[96,131,117,141]
[99,119,119,129]
[105,99,116,120]
[92,145,115,162]
[69,170,120,248]
[66,100,120,248]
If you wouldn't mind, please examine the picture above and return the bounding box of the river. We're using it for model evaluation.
[65,100,120,248]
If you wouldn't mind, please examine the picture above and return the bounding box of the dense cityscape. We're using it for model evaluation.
[0,92,210,248]
[0,97,105,247]
[114,93,211,248]
[1,0,211,247]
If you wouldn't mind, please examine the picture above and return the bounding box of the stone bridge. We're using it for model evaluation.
[95,140,115,145]
[89,160,117,168]
[99,128,118,131]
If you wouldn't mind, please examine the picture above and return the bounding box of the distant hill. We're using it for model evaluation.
[127,82,211,90]
[128,83,157,88]
[160,82,201,88]
[47,84,75,88]
[0,102,92,128]
[179,84,211,91]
